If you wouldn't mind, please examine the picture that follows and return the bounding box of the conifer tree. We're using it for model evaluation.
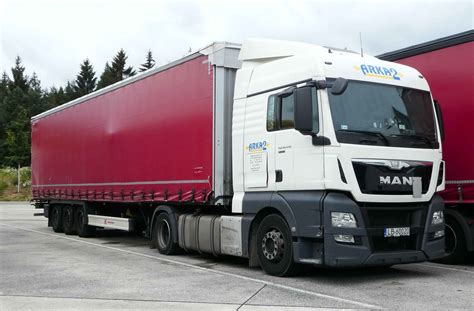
[73,59,97,97]
[9,56,29,91]
[0,72,11,163]
[96,62,114,90]
[139,50,156,72]
[111,49,136,79]
[96,49,136,90]
[64,81,77,102]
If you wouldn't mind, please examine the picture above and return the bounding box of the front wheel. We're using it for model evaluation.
[257,214,297,277]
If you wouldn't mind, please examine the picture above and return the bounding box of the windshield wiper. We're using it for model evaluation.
[337,129,390,146]
[390,134,435,148]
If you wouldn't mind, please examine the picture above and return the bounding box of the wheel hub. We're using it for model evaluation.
[262,229,284,262]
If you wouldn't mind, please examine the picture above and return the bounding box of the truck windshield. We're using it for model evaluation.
[328,80,439,149]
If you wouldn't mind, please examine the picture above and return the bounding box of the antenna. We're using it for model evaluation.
[359,32,364,57]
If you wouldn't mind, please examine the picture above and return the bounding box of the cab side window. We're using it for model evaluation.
[280,94,295,129]
[267,88,318,132]
[267,94,295,131]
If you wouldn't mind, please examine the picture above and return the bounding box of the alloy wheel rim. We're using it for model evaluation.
[262,228,284,262]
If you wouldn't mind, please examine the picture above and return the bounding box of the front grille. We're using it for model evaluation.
[361,203,427,253]
[353,161,432,195]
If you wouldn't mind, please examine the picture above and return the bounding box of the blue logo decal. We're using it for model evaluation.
[247,141,268,153]
[355,65,402,80]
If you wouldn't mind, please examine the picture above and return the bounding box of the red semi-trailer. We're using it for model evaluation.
[379,30,474,263]
[33,54,216,204]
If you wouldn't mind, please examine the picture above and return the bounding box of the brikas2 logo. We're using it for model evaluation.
[247,141,268,153]
[355,64,402,80]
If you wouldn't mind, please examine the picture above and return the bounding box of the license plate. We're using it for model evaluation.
[384,227,410,237]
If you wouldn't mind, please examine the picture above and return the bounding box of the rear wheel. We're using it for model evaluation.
[51,205,63,233]
[75,205,96,238]
[439,218,466,264]
[257,214,297,277]
[62,205,76,235]
[155,212,179,255]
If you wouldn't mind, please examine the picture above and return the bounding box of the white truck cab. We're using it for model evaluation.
[231,39,445,275]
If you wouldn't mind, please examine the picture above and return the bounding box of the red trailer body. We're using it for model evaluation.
[31,44,240,204]
[379,30,474,261]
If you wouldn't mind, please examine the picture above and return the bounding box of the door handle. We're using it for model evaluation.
[275,170,283,182]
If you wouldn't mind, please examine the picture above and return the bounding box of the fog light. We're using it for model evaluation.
[432,211,444,225]
[434,230,445,238]
[334,234,355,243]
[331,212,357,228]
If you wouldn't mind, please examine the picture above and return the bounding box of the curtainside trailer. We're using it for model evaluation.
[379,30,474,263]
[33,39,446,276]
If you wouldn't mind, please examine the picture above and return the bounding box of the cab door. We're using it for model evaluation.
[273,88,324,191]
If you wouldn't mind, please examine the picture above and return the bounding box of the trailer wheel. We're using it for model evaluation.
[62,205,76,235]
[155,213,179,255]
[51,205,63,233]
[75,206,96,238]
[257,214,297,277]
[439,218,466,264]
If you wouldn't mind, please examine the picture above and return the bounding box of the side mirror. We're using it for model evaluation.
[331,77,348,95]
[434,100,445,142]
[294,86,313,133]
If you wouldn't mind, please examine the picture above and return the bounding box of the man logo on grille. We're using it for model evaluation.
[379,176,413,185]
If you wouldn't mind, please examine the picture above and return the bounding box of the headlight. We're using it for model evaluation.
[432,210,444,225]
[331,212,357,228]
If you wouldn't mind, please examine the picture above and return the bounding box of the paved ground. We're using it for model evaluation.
[0,203,473,310]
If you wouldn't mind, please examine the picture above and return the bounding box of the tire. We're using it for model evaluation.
[439,218,467,264]
[75,205,96,238]
[155,212,179,255]
[51,205,63,233]
[62,205,76,235]
[256,214,297,277]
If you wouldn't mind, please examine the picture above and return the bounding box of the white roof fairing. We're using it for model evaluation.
[238,38,430,92]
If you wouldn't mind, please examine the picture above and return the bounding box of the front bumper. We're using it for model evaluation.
[322,192,445,267]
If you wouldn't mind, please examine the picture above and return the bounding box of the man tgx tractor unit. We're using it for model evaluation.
[379,30,474,264]
[32,39,446,276]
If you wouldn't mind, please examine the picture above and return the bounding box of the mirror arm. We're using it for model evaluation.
[312,135,331,146]
[315,80,327,89]
[298,129,331,146]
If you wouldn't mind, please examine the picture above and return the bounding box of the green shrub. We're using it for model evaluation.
[0,167,31,189]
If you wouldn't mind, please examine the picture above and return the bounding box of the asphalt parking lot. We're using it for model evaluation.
[0,202,473,310]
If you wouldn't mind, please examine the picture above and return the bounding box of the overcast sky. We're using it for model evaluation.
[1,0,472,88]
